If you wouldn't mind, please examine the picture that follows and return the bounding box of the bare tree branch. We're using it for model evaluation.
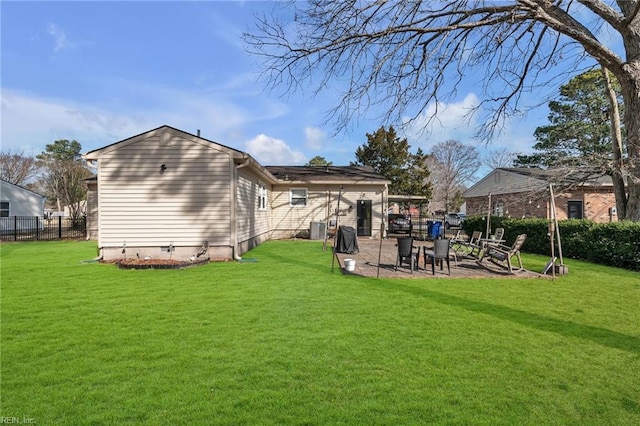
[0,149,42,186]
[243,0,640,220]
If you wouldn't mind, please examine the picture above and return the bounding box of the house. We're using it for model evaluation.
[83,125,390,261]
[463,168,618,223]
[0,179,46,233]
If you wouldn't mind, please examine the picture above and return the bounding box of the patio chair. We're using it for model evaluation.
[481,227,506,251]
[449,230,466,262]
[481,233,527,274]
[395,237,420,273]
[456,230,483,257]
[423,238,451,275]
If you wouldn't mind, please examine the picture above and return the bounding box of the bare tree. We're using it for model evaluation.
[37,140,92,219]
[427,140,480,213]
[0,149,42,186]
[244,0,640,220]
[483,149,520,171]
[45,161,92,219]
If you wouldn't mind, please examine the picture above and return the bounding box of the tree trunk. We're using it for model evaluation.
[601,66,628,219]
[618,61,640,221]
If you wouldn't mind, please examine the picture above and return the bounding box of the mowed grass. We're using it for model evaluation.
[1,240,639,425]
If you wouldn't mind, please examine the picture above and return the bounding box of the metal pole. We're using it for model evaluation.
[377,221,385,278]
[549,184,564,266]
[331,185,343,272]
[486,192,492,238]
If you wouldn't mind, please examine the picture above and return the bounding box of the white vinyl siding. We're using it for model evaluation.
[0,180,46,233]
[270,184,386,238]
[0,180,45,217]
[236,169,271,243]
[97,132,233,247]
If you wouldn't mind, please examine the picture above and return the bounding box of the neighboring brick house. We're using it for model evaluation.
[463,168,618,223]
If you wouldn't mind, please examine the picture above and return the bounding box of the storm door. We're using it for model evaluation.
[356,200,372,236]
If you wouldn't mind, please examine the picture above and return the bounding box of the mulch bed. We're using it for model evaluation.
[110,257,210,270]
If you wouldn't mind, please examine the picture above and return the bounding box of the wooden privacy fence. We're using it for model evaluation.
[0,216,87,241]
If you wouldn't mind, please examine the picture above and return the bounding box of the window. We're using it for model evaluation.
[258,182,267,210]
[0,201,9,217]
[568,201,583,219]
[494,202,505,217]
[290,188,308,207]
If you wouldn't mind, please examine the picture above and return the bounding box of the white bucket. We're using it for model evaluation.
[344,258,356,272]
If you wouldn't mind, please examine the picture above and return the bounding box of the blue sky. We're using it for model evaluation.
[2,1,580,168]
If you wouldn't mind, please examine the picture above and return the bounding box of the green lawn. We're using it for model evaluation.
[1,240,639,425]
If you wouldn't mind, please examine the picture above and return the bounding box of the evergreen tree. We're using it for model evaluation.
[352,126,431,198]
[515,69,624,170]
[305,156,333,166]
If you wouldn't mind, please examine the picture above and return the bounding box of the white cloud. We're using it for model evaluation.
[0,89,147,154]
[244,134,306,165]
[47,23,75,52]
[402,93,480,149]
[0,86,285,155]
[399,92,542,158]
[304,126,326,150]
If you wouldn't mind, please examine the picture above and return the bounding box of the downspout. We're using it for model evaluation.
[232,155,251,260]
[84,158,100,247]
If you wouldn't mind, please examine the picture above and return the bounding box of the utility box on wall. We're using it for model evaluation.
[310,222,326,240]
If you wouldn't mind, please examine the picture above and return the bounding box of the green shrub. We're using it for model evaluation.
[583,222,640,270]
[463,216,640,271]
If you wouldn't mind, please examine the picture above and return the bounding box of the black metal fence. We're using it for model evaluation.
[0,216,87,241]
[388,214,462,240]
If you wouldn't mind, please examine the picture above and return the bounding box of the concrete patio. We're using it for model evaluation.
[332,236,546,279]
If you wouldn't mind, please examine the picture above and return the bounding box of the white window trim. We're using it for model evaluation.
[290,188,308,207]
[258,182,267,211]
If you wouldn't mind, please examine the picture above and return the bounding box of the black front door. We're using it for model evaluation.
[357,200,372,236]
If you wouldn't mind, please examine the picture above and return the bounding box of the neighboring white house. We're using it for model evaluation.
[0,179,46,233]
[83,125,390,261]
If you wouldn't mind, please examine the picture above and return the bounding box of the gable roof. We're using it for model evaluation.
[464,167,613,198]
[0,178,46,198]
[265,165,391,185]
[498,167,613,185]
[83,125,246,159]
[83,125,390,186]
[83,125,278,183]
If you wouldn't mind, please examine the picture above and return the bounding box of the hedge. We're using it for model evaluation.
[462,216,640,271]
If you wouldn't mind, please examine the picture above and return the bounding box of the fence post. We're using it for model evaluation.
[58,216,62,239]
[36,216,40,240]
[14,216,18,241]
